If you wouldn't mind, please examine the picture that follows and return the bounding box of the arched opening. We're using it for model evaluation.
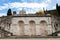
[18,21,24,36]
[40,20,47,26]
[29,21,36,36]
[40,20,48,36]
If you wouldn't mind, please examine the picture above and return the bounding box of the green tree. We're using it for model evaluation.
[7,8,12,16]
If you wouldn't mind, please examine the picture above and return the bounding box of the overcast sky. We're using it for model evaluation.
[0,0,60,16]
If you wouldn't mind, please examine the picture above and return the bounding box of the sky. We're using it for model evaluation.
[0,0,60,16]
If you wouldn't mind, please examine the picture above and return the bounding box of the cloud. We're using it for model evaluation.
[0,0,53,14]
[0,0,59,16]
[21,0,51,3]
[52,6,56,9]
[0,2,49,13]
[0,13,6,17]
[0,2,48,10]
[9,2,48,9]
[0,4,9,10]
[10,2,48,13]
[13,2,48,13]
[46,0,51,2]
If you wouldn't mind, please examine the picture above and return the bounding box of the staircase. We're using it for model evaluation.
[0,16,13,38]
[0,27,13,37]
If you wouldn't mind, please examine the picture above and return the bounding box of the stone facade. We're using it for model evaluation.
[10,15,57,36]
[0,10,60,37]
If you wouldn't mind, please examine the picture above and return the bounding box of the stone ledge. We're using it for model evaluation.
[0,38,60,40]
[0,36,60,39]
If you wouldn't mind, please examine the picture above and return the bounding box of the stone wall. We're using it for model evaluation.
[10,16,55,36]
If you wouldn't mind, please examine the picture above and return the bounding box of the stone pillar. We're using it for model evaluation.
[36,24,40,35]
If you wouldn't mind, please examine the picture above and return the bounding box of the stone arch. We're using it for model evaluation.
[29,20,36,36]
[40,20,48,36]
[18,21,24,36]
[40,20,47,26]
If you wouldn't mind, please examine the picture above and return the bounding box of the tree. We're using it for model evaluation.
[7,8,12,16]
[36,10,45,15]
[56,3,60,16]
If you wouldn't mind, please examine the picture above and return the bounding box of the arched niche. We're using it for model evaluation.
[18,21,24,36]
[29,20,36,36]
[40,20,48,36]
[40,20,47,27]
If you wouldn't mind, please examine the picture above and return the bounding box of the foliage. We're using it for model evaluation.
[47,10,58,16]
[36,10,45,15]
[7,9,12,16]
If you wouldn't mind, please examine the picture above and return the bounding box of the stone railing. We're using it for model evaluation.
[0,27,13,38]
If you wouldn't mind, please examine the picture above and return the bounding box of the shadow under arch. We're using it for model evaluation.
[40,20,47,26]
